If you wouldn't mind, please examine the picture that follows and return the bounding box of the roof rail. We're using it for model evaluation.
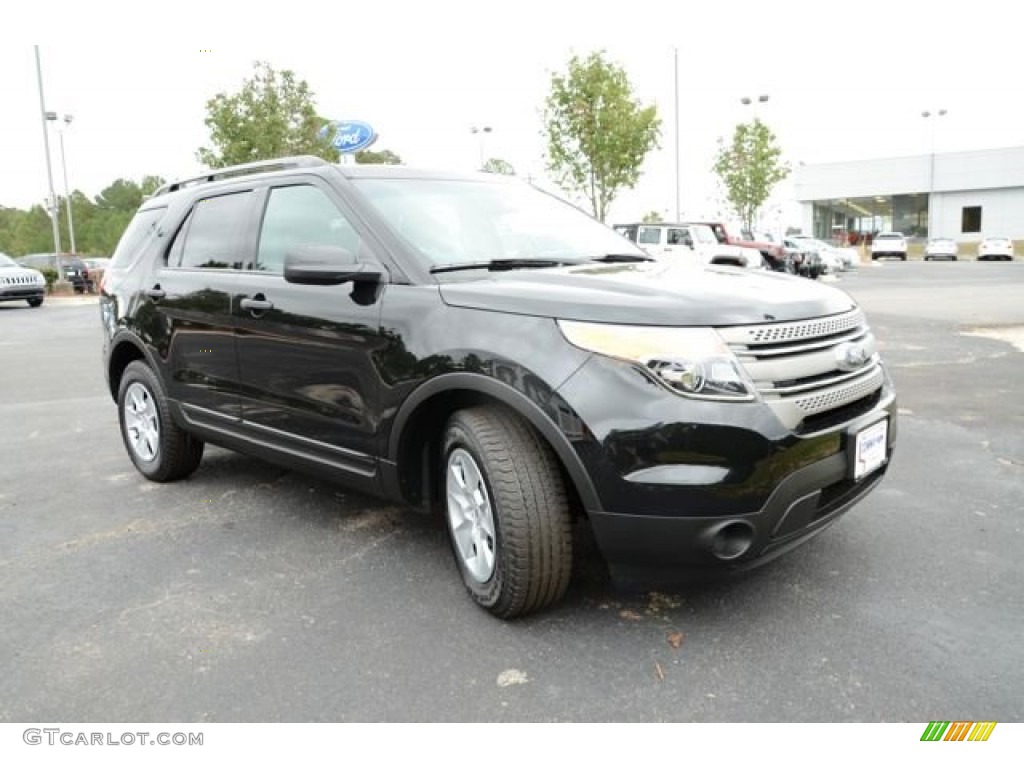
[151,155,330,198]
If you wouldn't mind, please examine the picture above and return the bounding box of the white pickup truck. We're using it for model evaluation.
[613,222,764,269]
[870,232,908,261]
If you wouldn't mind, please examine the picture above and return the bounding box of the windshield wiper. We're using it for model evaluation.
[429,258,581,274]
[589,253,653,263]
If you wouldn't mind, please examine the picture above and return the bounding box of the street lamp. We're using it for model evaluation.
[922,109,947,238]
[740,94,770,106]
[47,112,77,254]
[470,125,492,169]
[34,46,61,255]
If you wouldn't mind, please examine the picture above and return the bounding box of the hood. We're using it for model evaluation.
[439,261,856,326]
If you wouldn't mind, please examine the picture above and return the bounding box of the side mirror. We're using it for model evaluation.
[283,245,383,286]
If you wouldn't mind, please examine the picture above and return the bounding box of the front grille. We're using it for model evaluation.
[1,275,38,285]
[718,309,885,430]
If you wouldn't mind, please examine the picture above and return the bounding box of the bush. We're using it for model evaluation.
[39,267,59,292]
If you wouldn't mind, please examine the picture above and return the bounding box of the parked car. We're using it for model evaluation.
[790,235,859,271]
[977,237,1014,261]
[870,232,908,261]
[101,157,896,618]
[82,257,112,271]
[18,253,93,293]
[924,238,958,261]
[783,237,837,276]
[0,253,46,307]
[689,221,787,271]
[614,222,764,269]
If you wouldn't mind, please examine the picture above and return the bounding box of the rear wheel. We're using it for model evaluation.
[442,405,573,618]
[117,361,204,482]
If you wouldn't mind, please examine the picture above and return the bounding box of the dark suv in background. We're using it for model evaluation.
[19,253,93,293]
[100,157,896,618]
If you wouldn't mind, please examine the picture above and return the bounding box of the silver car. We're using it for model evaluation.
[0,253,47,307]
[924,238,958,261]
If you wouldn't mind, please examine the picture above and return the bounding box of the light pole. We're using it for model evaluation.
[673,46,680,222]
[922,109,947,238]
[470,125,492,169]
[48,113,77,254]
[34,46,61,255]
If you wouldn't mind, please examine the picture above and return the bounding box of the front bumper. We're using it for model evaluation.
[554,355,897,570]
[0,286,45,302]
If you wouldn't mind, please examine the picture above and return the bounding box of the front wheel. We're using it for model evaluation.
[117,361,204,482]
[27,297,43,307]
[442,406,573,618]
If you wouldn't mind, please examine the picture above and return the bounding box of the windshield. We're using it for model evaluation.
[0,254,17,268]
[352,177,647,266]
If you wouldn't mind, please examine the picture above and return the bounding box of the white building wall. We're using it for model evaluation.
[933,187,1024,242]
[795,146,1024,201]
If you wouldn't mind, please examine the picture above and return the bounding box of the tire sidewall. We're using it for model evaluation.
[442,421,507,609]
[117,363,167,479]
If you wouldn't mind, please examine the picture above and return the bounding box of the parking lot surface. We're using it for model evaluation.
[1,262,1022,722]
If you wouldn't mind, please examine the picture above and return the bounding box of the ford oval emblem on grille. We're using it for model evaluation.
[835,342,869,372]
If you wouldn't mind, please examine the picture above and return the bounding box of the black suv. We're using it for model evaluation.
[100,157,897,618]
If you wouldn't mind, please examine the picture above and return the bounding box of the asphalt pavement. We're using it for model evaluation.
[1,262,1022,722]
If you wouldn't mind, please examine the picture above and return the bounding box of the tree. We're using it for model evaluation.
[196,61,338,168]
[641,210,663,224]
[712,118,789,233]
[481,157,515,175]
[543,51,660,222]
[355,148,402,165]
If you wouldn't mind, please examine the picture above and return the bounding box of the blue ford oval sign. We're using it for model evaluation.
[321,120,377,153]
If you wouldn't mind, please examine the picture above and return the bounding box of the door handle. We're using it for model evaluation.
[240,295,274,313]
[144,285,165,300]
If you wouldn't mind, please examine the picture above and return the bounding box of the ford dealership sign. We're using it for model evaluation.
[320,120,377,153]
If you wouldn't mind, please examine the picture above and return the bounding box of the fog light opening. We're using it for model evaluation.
[709,521,754,561]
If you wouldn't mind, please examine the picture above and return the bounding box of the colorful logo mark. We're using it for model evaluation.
[921,721,997,742]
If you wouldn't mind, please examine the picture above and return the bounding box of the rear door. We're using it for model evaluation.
[143,189,256,422]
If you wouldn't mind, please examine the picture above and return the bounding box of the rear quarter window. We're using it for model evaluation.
[109,207,168,271]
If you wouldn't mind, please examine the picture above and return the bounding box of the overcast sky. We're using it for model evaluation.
[5,0,1020,230]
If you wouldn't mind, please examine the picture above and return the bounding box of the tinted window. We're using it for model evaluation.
[173,192,252,270]
[256,185,360,273]
[638,227,662,245]
[667,228,689,246]
[110,207,167,270]
[961,207,981,234]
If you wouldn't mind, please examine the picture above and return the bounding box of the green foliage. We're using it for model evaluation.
[39,267,58,289]
[481,157,515,175]
[543,51,661,222]
[355,148,402,165]
[641,210,663,223]
[712,118,789,233]
[196,61,339,168]
[0,176,165,257]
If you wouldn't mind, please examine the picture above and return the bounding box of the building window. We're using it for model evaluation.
[962,206,982,234]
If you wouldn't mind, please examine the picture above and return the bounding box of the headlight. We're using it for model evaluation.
[557,320,756,401]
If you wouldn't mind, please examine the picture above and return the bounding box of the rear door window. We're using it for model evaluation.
[170,192,253,270]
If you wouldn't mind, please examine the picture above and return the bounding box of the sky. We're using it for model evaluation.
[4,0,1021,233]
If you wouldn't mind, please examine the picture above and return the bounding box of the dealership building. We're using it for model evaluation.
[793,146,1024,243]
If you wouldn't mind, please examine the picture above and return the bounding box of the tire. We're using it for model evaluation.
[27,298,43,307]
[117,361,204,482]
[442,405,572,618]
[900,254,907,261]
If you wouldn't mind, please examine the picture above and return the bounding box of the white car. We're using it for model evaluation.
[977,237,1014,261]
[613,223,765,270]
[870,232,908,261]
[790,236,858,271]
[0,253,47,307]
[924,238,958,261]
